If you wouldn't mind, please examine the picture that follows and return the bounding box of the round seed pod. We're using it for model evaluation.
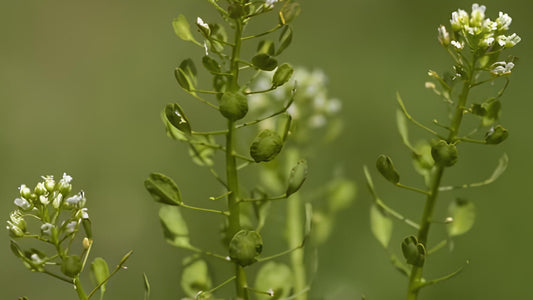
[250,129,283,162]
[229,230,263,267]
[61,255,83,277]
[219,91,248,121]
[431,140,458,167]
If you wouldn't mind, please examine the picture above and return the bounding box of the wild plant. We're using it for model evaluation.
[6,174,132,300]
[365,3,520,299]
[142,0,353,299]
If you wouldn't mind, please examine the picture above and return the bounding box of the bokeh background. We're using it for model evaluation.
[1,0,531,299]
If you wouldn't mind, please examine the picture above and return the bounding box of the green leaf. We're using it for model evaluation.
[396,109,412,148]
[188,135,216,167]
[229,230,263,266]
[250,129,283,162]
[286,159,308,196]
[181,257,212,298]
[370,204,393,248]
[174,59,197,92]
[254,262,293,300]
[401,236,426,267]
[272,63,294,88]
[219,91,249,121]
[159,205,191,248]
[202,55,221,74]
[252,53,278,71]
[164,103,192,136]
[326,177,357,213]
[276,26,293,56]
[172,14,198,43]
[145,173,183,206]
[376,155,400,184]
[482,100,501,126]
[91,257,110,295]
[279,2,301,24]
[447,198,475,237]
[257,40,276,56]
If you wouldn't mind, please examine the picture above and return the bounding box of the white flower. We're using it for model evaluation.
[39,195,50,205]
[438,25,450,46]
[76,208,90,220]
[479,34,495,47]
[490,61,514,76]
[470,4,486,27]
[65,221,78,234]
[327,98,342,114]
[61,173,73,184]
[41,223,54,237]
[482,19,497,32]
[14,197,32,211]
[451,40,464,50]
[65,191,86,209]
[35,182,47,195]
[31,253,44,265]
[265,0,278,8]
[309,114,327,128]
[496,12,512,31]
[52,192,63,209]
[450,9,469,31]
[497,33,521,48]
[196,17,209,31]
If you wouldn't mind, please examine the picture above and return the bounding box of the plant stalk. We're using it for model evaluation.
[406,62,475,299]
[226,17,249,300]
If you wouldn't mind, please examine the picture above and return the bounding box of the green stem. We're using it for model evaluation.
[73,276,88,300]
[406,61,475,299]
[287,192,307,300]
[226,17,249,300]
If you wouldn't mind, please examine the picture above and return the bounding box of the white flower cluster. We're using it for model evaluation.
[7,173,89,239]
[441,3,520,50]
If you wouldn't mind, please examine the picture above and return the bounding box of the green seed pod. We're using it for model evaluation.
[376,155,400,184]
[250,129,283,163]
[431,140,458,167]
[286,160,308,196]
[164,103,192,136]
[229,230,263,267]
[61,255,83,277]
[219,91,248,121]
[485,125,509,145]
[401,236,426,267]
[228,2,246,19]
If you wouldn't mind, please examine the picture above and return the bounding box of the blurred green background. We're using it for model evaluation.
[1,0,532,299]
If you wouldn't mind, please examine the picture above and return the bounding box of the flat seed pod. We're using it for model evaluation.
[376,155,400,184]
[61,255,82,277]
[431,140,458,167]
[286,160,308,196]
[164,103,192,136]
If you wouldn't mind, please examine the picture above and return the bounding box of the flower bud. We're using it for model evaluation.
[437,25,450,47]
[250,129,283,162]
[19,184,32,199]
[34,182,47,196]
[229,230,263,266]
[219,91,248,121]
[58,173,73,195]
[42,175,56,192]
[61,255,83,277]
[485,125,508,145]
[431,140,458,167]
